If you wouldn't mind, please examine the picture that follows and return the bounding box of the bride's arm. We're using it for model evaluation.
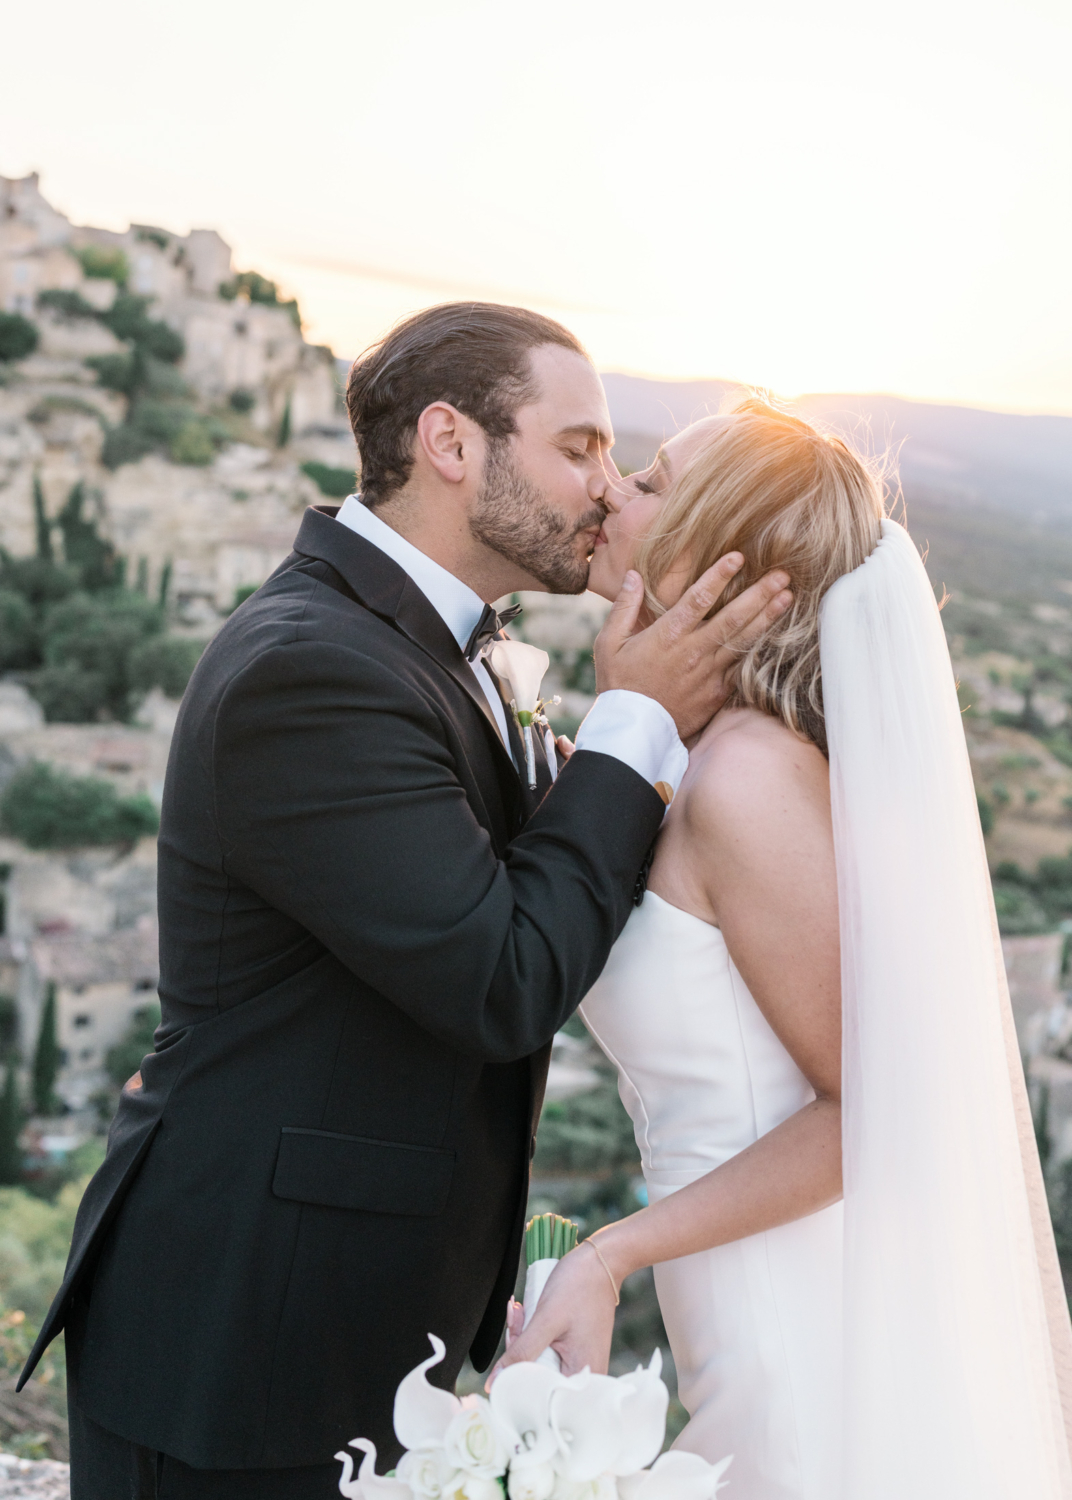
[493,715,841,1378]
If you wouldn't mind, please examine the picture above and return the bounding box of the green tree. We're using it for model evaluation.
[36,288,97,320]
[0,1063,22,1187]
[75,246,128,285]
[54,482,119,590]
[169,421,215,466]
[0,590,35,672]
[32,477,52,563]
[977,792,995,837]
[32,987,59,1118]
[129,634,204,698]
[36,589,163,720]
[0,314,38,363]
[301,461,357,499]
[106,1002,160,1088]
[277,398,292,449]
[0,762,159,850]
[219,270,300,328]
[85,351,138,397]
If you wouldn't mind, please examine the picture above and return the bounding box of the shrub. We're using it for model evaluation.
[0,1177,88,1322]
[0,554,79,609]
[219,270,301,327]
[99,294,151,342]
[0,590,36,671]
[21,666,107,723]
[0,762,158,849]
[991,882,1051,935]
[169,421,215,466]
[0,315,38,363]
[75,246,128,285]
[38,590,164,721]
[129,635,204,698]
[301,461,357,499]
[137,319,184,365]
[229,585,259,613]
[36,289,98,320]
[106,1002,160,1088]
[533,1071,640,1175]
[228,387,255,413]
[977,792,994,837]
[85,351,138,396]
[101,423,154,470]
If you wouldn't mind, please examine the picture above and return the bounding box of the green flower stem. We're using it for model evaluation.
[524,1212,579,1265]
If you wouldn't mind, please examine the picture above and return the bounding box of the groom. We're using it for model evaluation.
[22,303,789,1498]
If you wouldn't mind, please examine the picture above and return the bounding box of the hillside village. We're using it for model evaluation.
[0,174,608,1133]
[0,173,367,1129]
[0,172,1070,1192]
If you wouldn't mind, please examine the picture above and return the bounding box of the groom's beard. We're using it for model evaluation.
[469,441,603,595]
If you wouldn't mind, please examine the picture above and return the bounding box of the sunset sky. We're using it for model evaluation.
[4,0,1070,412]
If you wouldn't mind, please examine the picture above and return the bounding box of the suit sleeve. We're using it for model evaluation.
[212,639,664,1063]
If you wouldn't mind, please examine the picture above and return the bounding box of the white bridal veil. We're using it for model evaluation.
[820,519,1072,1498]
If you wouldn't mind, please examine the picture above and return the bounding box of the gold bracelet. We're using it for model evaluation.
[585,1235,621,1307]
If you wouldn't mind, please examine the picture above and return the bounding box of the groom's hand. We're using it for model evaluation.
[594,556,792,741]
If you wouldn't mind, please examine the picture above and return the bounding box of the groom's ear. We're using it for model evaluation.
[415,402,485,489]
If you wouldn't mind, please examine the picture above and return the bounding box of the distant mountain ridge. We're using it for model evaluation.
[600,373,1072,523]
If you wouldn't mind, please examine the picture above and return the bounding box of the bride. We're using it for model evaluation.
[497,400,1072,1498]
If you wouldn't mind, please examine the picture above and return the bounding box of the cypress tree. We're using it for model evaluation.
[0,1062,22,1185]
[32,984,60,1117]
[276,398,291,449]
[33,475,52,562]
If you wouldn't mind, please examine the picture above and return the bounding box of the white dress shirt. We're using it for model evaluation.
[335,496,688,797]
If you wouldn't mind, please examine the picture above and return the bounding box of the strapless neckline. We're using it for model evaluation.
[640,889,721,933]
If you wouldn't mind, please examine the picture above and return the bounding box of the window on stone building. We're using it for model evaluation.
[79,1048,94,1062]
[134,979,156,992]
[73,1014,92,1028]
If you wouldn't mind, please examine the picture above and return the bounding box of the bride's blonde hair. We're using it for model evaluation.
[635,398,885,754]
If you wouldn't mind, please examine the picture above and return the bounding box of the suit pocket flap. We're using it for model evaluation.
[272,1127,455,1216]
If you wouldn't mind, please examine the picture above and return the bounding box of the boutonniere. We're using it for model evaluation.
[486,639,561,791]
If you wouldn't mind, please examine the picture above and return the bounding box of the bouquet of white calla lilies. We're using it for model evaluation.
[336,1335,731,1500]
[485,640,559,790]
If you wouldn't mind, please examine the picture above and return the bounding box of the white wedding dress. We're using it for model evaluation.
[580,893,842,1499]
[574,522,1072,1499]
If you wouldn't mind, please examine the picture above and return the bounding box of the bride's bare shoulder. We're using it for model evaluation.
[678,707,830,841]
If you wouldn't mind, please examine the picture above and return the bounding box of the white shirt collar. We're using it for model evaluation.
[335,494,486,653]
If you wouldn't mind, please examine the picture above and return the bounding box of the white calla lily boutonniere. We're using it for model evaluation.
[486,639,561,791]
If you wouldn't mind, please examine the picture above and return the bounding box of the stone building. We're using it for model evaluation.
[0,693,169,1111]
[0,173,337,439]
[0,173,359,620]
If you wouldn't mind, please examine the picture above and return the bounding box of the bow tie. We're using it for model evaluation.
[465,602,523,662]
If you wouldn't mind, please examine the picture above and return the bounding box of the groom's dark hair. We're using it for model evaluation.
[346,302,588,506]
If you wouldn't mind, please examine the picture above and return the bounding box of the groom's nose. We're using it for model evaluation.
[599,465,630,514]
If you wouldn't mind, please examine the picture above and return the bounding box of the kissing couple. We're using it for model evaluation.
[21,304,1072,1498]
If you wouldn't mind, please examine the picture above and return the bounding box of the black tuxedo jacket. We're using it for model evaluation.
[20,506,665,1470]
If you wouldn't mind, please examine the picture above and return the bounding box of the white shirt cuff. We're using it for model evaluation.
[574,690,689,802]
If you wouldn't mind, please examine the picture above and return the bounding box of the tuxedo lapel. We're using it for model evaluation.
[292,507,523,820]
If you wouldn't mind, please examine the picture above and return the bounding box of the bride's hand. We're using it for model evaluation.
[486,1243,618,1384]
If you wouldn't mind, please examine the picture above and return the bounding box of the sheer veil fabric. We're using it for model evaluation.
[821,519,1072,1498]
